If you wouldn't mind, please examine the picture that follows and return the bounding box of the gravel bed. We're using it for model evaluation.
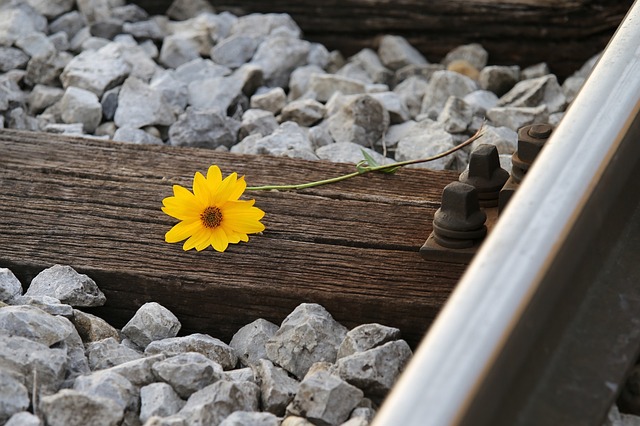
[0,265,410,426]
[0,0,600,174]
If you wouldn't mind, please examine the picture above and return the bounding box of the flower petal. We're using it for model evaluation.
[165,219,202,243]
[183,227,210,251]
[192,171,212,206]
[228,176,247,201]
[210,227,229,252]
[206,165,222,187]
[212,172,239,204]
[162,197,202,221]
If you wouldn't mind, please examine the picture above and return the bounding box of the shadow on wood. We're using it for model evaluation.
[0,129,467,348]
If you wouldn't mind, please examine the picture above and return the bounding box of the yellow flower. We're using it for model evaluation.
[162,165,265,252]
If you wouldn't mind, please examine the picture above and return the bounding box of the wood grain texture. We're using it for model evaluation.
[131,0,632,80]
[0,129,466,347]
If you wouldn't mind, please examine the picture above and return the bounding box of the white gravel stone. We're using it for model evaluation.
[251,35,311,88]
[288,65,325,100]
[337,323,401,359]
[521,62,550,80]
[421,70,478,118]
[0,7,42,46]
[114,126,163,145]
[309,124,334,149]
[49,11,86,40]
[26,264,106,307]
[27,84,64,114]
[349,48,393,85]
[145,333,238,370]
[0,47,29,72]
[0,268,22,302]
[470,125,518,155]
[115,76,176,128]
[73,370,139,413]
[230,318,280,367]
[369,91,411,124]
[393,75,429,119]
[230,13,301,39]
[152,352,224,399]
[0,334,67,396]
[266,303,348,379]
[123,19,165,41]
[239,108,279,139]
[4,411,41,426]
[478,65,520,97]
[220,411,280,426]
[0,304,74,346]
[9,294,73,317]
[394,119,456,170]
[24,0,75,19]
[254,358,300,416]
[16,32,56,58]
[281,416,315,426]
[59,86,102,133]
[0,370,30,424]
[327,94,389,147]
[394,63,445,85]
[140,382,186,424]
[173,58,230,83]
[85,337,144,370]
[378,35,428,71]
[316,142,391,165]
[231,121,314,157]
[178,380,260,425]
[40,389,124,426]
[335,340,412,401]
[25,50,73,87]
[101,353,166,388]
[463,90,499,116]
[308,73,366,102]
[61,45,130,96]
[166,0,214,21]
[122,302,181,348]
[280,98,326,127]
[287,370,364,426]
[486,104,549,131]
[211,34,261,69]
[187,64,262,113]
[224,367,256,383]
[437,96,473,133]
[498,74,566,114]
[250,87,287,114]
[169,107,239,148]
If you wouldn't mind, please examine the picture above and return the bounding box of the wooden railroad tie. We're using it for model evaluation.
[0,129,468,348]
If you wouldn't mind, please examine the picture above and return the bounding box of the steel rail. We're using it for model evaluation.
[373,1,640,425]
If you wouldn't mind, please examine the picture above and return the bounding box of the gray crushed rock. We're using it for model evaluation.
[0,0,595,174]
[0,265,419,425]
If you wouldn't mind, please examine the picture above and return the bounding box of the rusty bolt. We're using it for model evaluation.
[433,182,487,248]
[517,123,552,163]
[459,144,510,206]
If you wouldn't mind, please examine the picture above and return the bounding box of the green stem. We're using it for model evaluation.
[246,125,485,191]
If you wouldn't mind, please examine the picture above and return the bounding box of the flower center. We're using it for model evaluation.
[200,206,223,229]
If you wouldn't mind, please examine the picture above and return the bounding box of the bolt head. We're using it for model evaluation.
[517,123,552,163]
[433,181,486,232]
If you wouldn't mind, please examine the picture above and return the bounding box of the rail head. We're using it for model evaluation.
[374,1,640,425]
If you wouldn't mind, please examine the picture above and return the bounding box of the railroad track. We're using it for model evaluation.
[374,2,640,425]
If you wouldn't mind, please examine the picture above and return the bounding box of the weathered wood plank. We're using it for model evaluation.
[131,0,632,80]
[0,129,465,347]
